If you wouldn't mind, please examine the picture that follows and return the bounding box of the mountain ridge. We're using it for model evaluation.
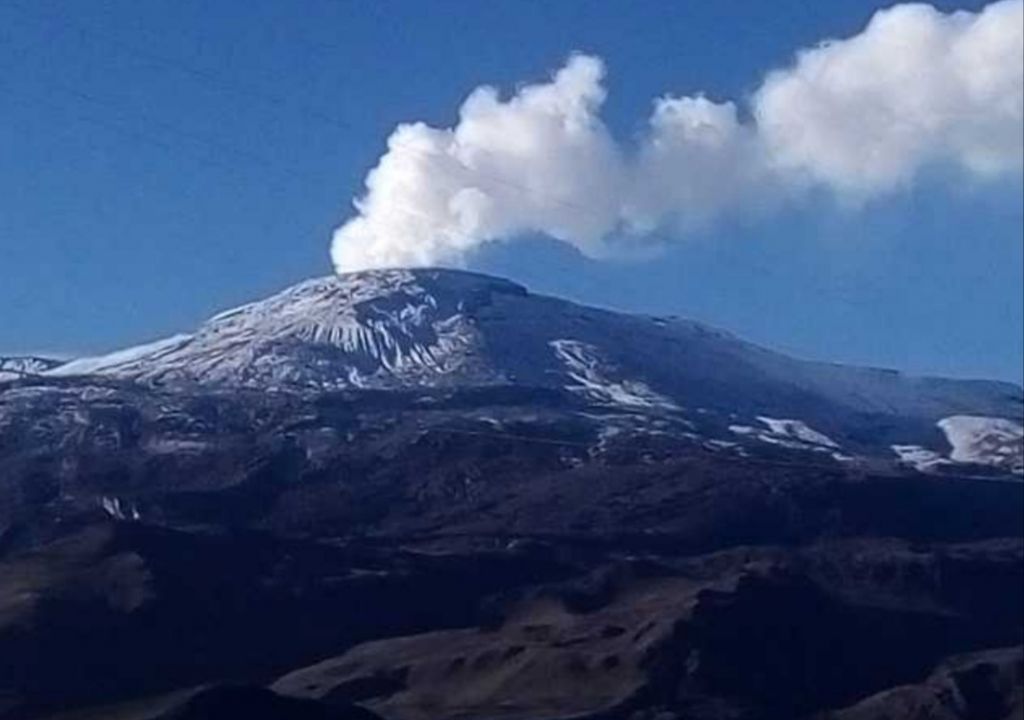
[42,268,1023,395]
[12,267,1021,475]
[0,356,65,382]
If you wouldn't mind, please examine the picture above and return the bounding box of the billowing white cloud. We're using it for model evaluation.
[331,55,624,272]
[626,95,769,234]
[753,0,1023,196]
[332,0,1023,273]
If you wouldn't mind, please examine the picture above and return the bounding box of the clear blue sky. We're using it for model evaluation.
[1,0,1021,382]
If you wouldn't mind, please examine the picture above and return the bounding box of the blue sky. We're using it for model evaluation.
[1,0,1021,382]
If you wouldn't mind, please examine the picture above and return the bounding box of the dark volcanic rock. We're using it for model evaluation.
[272,541,1024,720]
[0,522,572,718]
[156,685,381,720]
[824,646,1023,720]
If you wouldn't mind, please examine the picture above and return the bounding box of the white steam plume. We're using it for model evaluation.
[332,0,1023,273]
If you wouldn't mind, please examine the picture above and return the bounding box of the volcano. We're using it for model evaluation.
[0,270,1022,720]
[39,268,1023,474]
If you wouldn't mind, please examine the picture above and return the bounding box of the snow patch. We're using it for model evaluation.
[703,439,746,456]
[730,417,840,452]
[756,417,838,448]
[48,335,193,377]
[937,415,1023,473]
[891,444,950,472]
[100,496,141,521]
[551,339,677,410]
[144,438,211,455]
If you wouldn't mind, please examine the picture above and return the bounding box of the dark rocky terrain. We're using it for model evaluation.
[0,269,1021,719]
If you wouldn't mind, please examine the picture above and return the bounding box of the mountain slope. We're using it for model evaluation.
[38,268,1023,473]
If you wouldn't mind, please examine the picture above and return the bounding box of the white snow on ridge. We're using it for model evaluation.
[10,267,1019,473]
[0,356,65,381]
[39,271,492,389]
[756,417,838,448]
[550,339,677,410]
[937,415,1023,473]
[47,335,193,377]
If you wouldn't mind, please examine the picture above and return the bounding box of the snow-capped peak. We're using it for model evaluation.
[47,269,528,390]
[37,266,1022,476]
